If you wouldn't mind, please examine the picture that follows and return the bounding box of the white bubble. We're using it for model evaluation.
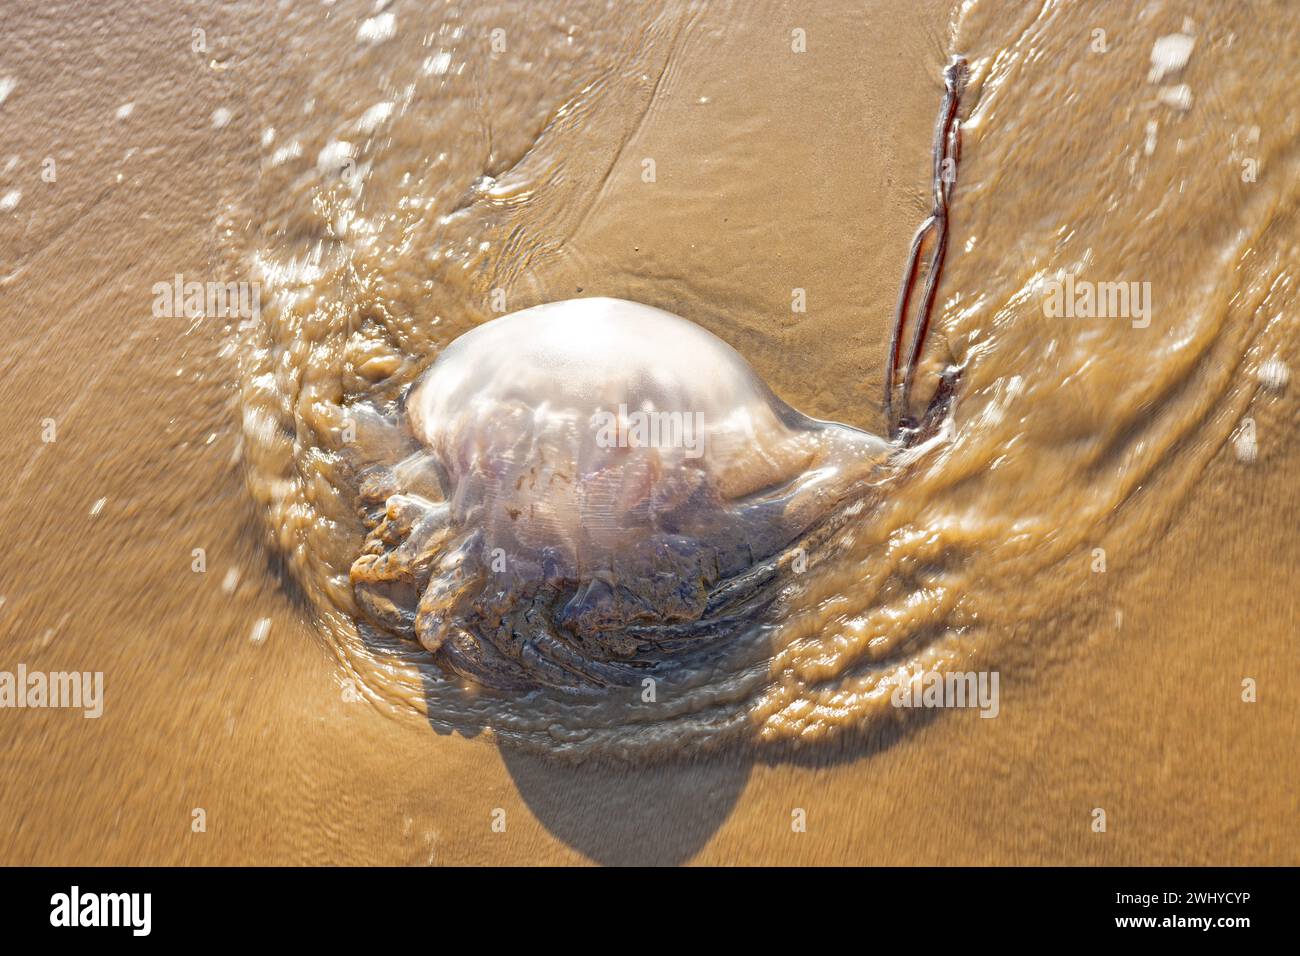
[357,12,396,45]
[270,140,302,167]
[1148,33,1195,84]
[211,107,232,129]
[1234,430,1258,464]
[0,76,15,107]
[1157,84,1193,111]
[1143,120,1158,156]
[316,139,354,174]
[357,101,393,133]
[115,102,135,120]
[249,618,271,644]
[1258,358,1290,392]
[222,567,241,594]
[0,189,20,212]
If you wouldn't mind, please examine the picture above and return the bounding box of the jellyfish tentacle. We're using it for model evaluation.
[414,529,484,654]
[351,494,451,636]
[887,54,968,442]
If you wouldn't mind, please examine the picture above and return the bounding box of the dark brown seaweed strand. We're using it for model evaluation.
[886,55,968,441]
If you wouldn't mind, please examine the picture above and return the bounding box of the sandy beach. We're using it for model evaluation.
[0,0,1296,865]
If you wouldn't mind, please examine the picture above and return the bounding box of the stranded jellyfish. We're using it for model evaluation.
[349,57,968,691]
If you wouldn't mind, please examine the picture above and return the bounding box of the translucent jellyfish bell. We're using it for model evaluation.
[408,298,890,571]
[352,298,891,690]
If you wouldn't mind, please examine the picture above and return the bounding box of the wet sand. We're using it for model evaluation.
[1,0,1296,864]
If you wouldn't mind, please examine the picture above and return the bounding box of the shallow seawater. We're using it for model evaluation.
[2,0,1296,865]
[235,0,1299,755]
